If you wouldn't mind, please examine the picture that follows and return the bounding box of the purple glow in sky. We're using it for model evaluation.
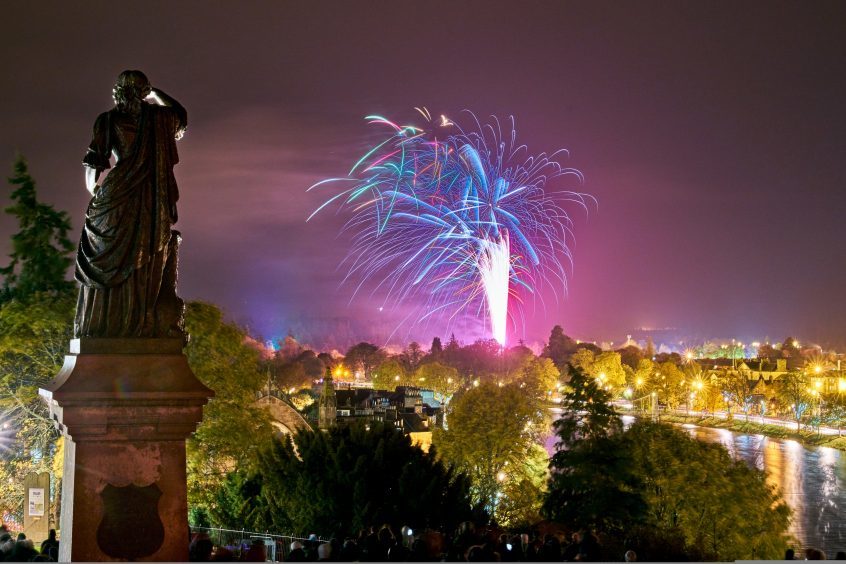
[1,2,845,349]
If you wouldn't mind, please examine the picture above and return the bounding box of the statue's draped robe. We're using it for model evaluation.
[75,103,186,337]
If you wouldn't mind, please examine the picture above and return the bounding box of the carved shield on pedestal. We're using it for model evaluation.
[97,482,165,559]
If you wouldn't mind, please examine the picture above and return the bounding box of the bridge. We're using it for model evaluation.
[254,392,313,436]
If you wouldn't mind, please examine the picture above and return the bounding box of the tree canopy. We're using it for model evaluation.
[433,382,546,523]
[544,367,791,561]
[214,422,473,537]
[0,156,76,524]
[184,302,274,516]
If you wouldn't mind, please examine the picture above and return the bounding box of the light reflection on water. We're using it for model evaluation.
[673,425,845,554]
[544,417,846,554]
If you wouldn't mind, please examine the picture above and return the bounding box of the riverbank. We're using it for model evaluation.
[655,413,846,451]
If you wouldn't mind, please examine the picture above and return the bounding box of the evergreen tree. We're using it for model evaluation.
[555,366,621,445]
[544,367,641,532]
[445,333,460,353]
[215,422,472,537]
[0,156,74,301]
[430,336,443,358]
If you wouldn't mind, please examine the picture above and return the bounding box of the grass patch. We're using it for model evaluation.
[654,414,846,450]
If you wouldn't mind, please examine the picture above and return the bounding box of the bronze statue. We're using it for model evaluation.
[75,70,187,338]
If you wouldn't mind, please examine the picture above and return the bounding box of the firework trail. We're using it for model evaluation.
[308,109,591,345]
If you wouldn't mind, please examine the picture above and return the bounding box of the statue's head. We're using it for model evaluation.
[113,70,151,113]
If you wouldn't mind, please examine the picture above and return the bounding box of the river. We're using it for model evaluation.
[544,413,846,555]
[680,422,845,555]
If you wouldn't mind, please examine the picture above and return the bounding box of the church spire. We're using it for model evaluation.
[318,365,337,430]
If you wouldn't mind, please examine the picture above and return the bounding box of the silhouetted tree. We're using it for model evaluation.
[0,156,74,301]
[216,422,473,537]
[430,336,443,358]
[543,325,577,368]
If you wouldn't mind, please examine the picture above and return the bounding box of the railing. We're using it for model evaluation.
[190,526,327,561]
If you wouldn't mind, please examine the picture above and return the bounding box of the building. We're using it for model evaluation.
[311,381,443,446]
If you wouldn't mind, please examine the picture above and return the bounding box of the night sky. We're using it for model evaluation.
[2,2,845,349]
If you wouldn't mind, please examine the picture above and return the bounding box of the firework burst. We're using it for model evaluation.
[308,110,592,345]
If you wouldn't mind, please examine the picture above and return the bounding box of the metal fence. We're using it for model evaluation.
[190,526,327,561]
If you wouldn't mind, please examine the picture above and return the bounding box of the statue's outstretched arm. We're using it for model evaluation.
[148,87,188,129]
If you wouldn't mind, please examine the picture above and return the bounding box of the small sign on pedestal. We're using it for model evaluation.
[22,472,50,543]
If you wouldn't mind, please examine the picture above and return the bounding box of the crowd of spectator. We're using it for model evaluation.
[189,522,616,562]
[0,526,58,562]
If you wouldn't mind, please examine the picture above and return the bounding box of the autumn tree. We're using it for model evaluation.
[652,361,686,408]
[184,302,274,518]
[545,370,790,561]
[0,293,73,523]
[0,157,75,523]
[569,349,627,391]
[433,382,545,521]
[372,358,407,391]
[519,357,560,416]
[413,362,460,404]
[344,342,385,379]
[627,358,654,396]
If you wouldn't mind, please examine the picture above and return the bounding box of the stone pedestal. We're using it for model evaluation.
[41,338,213,562]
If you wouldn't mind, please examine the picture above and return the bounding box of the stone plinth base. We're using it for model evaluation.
[42,338,213,562]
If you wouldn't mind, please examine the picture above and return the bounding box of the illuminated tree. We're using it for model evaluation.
[721,370,756,420]
[777,371,810,431]
[0,157,75,525]
[631,422,788,560]
[569,349,626,391]
[434,382,544,519]
[520,357,560,408]
[494,443,548,528]
[414,362,460,404]
[184,302,274,517]
[652,361,685,408]
[822,394,846,436]
[0,293,73,524]
[545,373,790,560]
[344,342,385,379]
[544,367,640,533]
[372,358,407,390]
